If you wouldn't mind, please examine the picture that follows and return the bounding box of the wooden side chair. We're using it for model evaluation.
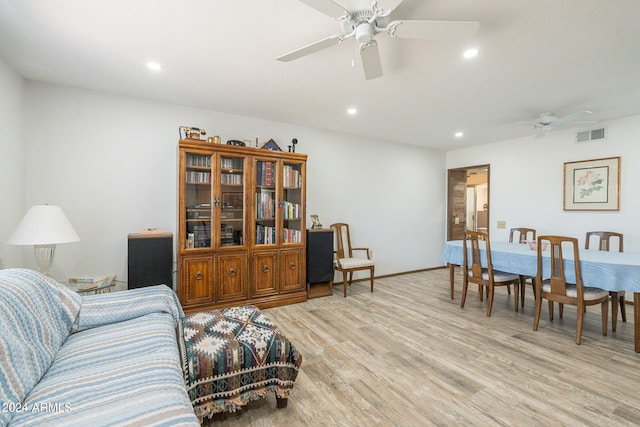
[330,223,374,298]
[509,227,537,307]
[533,236,609,345]
[509,227,536,244]
[461,230,521,316]
[585,231,626,332]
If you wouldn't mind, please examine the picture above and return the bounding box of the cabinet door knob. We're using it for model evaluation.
[229,268,236,277]
[290,262,296,270]
[195,271,203,280]
[263,264,269,273]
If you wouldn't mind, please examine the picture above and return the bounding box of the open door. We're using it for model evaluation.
[447,165,490,241]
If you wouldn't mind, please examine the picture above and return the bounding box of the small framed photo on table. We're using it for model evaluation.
[563,156,620,211]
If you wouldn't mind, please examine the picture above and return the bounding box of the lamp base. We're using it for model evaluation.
[34,244,56,276]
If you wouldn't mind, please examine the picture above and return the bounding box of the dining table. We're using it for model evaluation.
[442,240,640,352]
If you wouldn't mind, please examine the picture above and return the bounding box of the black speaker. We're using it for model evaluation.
[128,233,173,289]
[307,229,334,284]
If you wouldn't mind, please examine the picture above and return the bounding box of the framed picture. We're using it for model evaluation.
[261,138,282,151]
[563,156,620,211]
[222,192,243,210]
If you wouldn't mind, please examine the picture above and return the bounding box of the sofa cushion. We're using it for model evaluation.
[0,269,81,425]
[8,312,199,426]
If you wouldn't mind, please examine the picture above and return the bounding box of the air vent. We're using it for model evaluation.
[576,127,606,143]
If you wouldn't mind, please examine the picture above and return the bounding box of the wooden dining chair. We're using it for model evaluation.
[509,227,536,244]
[509,227,537,307]
[585,231,626,332]
[461,230,522,316]
[533,235,609,345]
[330,223,375,298]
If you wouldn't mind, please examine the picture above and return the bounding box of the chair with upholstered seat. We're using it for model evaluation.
[585,231,626,332]
[533,235,609,345]
[509,227,537,307]
[330,223,375,298]
[460,230,522,316]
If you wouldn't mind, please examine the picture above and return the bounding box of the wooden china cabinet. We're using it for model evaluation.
[177,139,307,313]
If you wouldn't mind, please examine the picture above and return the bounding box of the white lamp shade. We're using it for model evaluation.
[7,205,80,245]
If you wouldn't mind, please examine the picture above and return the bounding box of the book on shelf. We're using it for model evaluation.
[257,161,274,186]
[186,170,211,183]
[221,157,244,170]
[283,165,301,188]
[256,224,277,245]
[186,154,211,168]
[221,173,242,185]
[256,189,275,219]
[283,201,300,219]
[282,228,302,243]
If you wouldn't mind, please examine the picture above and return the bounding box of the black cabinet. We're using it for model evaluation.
[306,229,333,298]
[128,233,173,289]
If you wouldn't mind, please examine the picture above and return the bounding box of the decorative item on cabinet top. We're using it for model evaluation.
[261,138,282,151]
[288,138,298,153]
[179,125,206,140]
[310,215,322,229]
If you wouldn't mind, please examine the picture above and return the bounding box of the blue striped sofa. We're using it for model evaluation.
[0,268,199,426]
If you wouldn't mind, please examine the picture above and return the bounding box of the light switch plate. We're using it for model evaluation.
[497,220,507,229]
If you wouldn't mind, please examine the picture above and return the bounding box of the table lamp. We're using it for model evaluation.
[7,204,80,276]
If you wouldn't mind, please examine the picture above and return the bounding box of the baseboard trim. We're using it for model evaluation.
[332,265,447,285]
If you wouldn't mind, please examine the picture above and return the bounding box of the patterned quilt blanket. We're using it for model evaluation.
[179,306,302,418]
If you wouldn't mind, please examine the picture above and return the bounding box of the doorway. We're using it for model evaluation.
[447,164,490,241]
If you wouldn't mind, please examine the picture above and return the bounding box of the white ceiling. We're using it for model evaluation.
[1,0,639,150]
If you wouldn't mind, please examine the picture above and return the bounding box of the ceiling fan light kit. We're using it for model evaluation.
[277,0,480,80]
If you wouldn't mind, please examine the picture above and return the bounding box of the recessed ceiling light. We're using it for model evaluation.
[454,131,464,138]
[146,61,162,72]
[347,107,357,115]
[463,48,478,59]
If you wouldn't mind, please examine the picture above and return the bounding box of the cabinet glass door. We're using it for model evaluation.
[219,156,245,248]
[255,159,277,246]
[282,161,303,244]
[185,153,212,249]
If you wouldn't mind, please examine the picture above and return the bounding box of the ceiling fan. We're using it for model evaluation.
[520,110,597,138]
[276,0,480,80]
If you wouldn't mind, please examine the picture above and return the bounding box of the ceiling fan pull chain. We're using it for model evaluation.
[352,38,355,68]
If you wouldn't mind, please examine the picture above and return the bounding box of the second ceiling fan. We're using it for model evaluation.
[276,0,480,80]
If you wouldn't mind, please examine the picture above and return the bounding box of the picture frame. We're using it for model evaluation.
[261,138,282,151]
[222,192,243,210]
[310,214,322,229]
[563,156,620,211]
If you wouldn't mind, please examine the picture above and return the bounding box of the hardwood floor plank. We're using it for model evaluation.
[205,268,640,426]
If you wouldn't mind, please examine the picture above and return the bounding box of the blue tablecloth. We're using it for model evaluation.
[442,240,640,292]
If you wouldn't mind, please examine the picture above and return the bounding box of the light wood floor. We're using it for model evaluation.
[205,268,640,426]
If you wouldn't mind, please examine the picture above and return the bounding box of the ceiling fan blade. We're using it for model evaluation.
[555,120,597,129]
[387,20,479,40]
[376,0,405,13]
[360,40,383,80]
[297,0,348,18]
[557,110,592,123]
[276,34,343,62]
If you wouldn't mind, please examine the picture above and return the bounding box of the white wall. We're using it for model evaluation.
[0,56,25,269]
[11,82,445,285]
[446,115,640,251]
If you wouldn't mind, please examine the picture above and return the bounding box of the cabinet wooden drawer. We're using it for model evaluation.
[280,249,305,292]
[217,253,248,302]
[253,251,279,297]
[180,256,214,305]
